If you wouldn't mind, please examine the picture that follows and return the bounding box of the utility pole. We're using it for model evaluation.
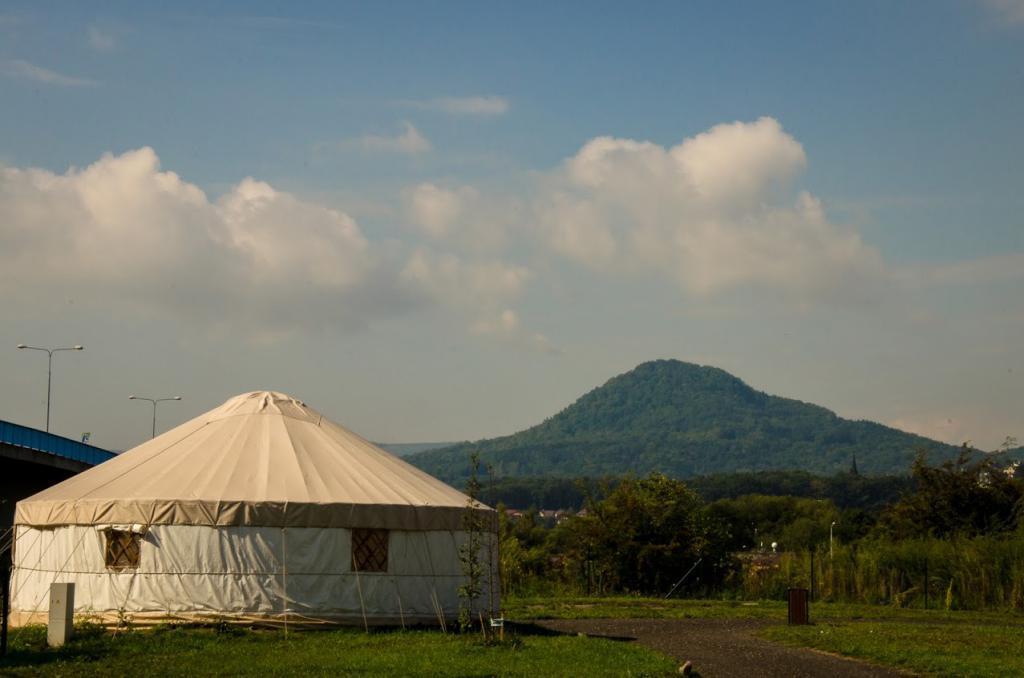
[16,344,84,432]
[129,395,183,438]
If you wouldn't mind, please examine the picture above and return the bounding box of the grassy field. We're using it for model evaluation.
[507,595,1024,677]
[763,621,1024,678]
[0,623,677,677]
[6,599,1024,676]
[505,594,1024,624]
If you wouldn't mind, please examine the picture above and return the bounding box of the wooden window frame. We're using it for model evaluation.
[351,528,389,573]
[104,529,141,571]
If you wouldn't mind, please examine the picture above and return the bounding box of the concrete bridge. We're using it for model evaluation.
[0,420,115,529]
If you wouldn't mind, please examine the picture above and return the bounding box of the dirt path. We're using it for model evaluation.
[534,618,907,678]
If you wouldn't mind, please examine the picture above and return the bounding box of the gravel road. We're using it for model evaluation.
[534,618,908,678]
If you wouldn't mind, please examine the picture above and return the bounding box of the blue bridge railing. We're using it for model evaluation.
[0,420,115,466]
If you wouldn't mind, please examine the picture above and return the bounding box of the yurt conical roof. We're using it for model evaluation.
[15,391,488,531]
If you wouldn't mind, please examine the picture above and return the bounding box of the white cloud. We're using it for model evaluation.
[217,177,371,290]
[0,147,552,344]
[672,117,806,204]
[398,117,1012,307]
[471,309,560,354]
[983,0,1024,25]
[407,183,467,238]
[398,248,554,352]
[403,181,510,252]
[1,59,96,86]
[534,117,884,302]
[0,148,391,333]
[392,117,1022,320]
[400,249,530,311]
[395,118,889,306]
[405,96,509,116]
[540,192,617,268]
[360,122,431,154]
[88,26,116,52]
[472,308,523,335]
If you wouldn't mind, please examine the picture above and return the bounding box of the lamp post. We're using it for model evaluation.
[129,395,182,439]
[16,344,84,432]
[830,520,837,558]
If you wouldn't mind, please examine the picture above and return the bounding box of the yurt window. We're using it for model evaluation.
[351,528,388,572]
[104,529,141,570]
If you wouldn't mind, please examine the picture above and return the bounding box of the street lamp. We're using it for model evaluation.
[129,395,182,439]
[16,344,84,432]
[830,520,837,558]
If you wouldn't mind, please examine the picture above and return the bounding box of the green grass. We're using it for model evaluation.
[505,594,1024,625]
[762,621,1024,678]
[9,598,1024,676]
[506,595,782,620]
[0,623,677,677]
[507,594,1024,677]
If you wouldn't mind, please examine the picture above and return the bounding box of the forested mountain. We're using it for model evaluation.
[408,359,967,484]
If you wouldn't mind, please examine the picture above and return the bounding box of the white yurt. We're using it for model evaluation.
[10,391,498,625]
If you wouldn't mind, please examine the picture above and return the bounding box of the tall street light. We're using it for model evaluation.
[129,395,182,439]
[830,520,837,558]
[16,344,84,432]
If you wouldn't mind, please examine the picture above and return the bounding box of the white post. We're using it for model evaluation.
[47,583,74,647]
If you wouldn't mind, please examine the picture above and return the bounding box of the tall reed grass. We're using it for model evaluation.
[740,537,1024,610]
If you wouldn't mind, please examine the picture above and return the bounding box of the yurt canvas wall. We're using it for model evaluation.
[10,391,498,625]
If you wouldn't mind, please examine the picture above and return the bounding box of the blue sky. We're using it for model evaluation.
[1,1,1021,452]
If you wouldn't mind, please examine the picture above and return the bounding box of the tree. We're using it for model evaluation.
[707,494,839,552]
[567,474,712,593]
[878,445,1024,539]
[458,453,487,631]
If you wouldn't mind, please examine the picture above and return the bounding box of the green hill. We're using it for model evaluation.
[408,359,964,485]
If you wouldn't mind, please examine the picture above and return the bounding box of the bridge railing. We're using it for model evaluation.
[0,420,115,466]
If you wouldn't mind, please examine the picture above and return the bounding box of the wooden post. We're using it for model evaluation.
[281,528,289,639]
[1,548,10,657]
[809,549,815,602]
[353,565,369,634]
[924,560,929,610]
[787,588,810,625]
[396,581,406,630]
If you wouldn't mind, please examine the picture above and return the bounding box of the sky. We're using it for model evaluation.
[1,1,1022,452]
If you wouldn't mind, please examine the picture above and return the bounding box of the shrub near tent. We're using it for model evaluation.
[10,391,499,626]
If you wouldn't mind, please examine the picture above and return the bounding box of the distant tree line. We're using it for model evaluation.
[483,469,913,512]
[496,445,1024,610]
